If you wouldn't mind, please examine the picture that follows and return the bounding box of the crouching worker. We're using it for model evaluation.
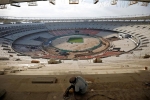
[63,76,88,99]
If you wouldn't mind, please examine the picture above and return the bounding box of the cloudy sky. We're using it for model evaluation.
[0,0,150,18]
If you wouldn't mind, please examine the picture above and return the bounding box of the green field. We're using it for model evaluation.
[67,37,83,43]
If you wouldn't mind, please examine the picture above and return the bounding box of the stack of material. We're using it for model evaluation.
[93,58,102,63]
[48,59,61,64]
[143,54,150,59]
[31,60,40,63]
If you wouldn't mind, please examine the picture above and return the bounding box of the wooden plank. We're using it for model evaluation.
[32,77,57,83]
[28,66,39,69]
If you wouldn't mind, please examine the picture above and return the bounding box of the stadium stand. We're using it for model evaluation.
[0,0,150,99]
[0,17,149,61]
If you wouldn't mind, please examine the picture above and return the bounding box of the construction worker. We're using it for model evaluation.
[63,76,88,99]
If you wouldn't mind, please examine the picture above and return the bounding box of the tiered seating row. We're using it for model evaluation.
[80,29,100,35]
[50,29,74,36]
[0,24,47,37]
[49,29,100,36]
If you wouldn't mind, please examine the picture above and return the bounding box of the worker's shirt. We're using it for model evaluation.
[75,76,88,94]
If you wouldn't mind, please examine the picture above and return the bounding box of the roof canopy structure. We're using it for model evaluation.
[0,0,150,5]
[0,0,149,9]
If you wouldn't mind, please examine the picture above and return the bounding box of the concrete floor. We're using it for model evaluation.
[0,56,150,100]
[0,71,150,100]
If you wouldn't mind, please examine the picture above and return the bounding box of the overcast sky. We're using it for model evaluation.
[0,0,150,18]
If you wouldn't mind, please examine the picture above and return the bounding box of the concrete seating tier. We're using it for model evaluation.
[0,21,149,75]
